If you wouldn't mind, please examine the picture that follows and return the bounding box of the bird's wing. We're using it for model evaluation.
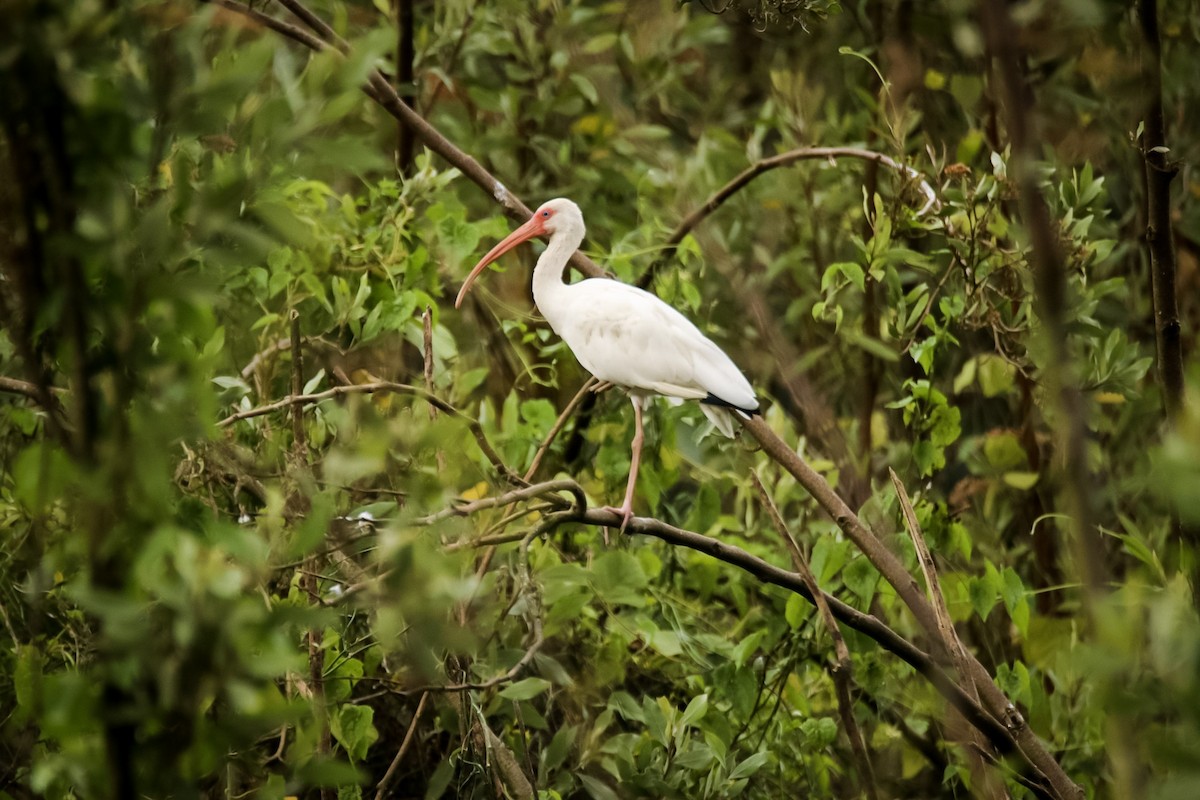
[558,280,758,412]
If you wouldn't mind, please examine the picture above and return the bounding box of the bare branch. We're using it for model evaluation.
[892,469,1012,799]
[639,146,939,288]
[568,506,1020,759]
[420,479,587,527]
[890,469,973,685]
[209,0,328,51]
[0,375,65,403]
[288,309,306,454]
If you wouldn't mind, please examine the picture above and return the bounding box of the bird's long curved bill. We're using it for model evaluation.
[454,216,545,308]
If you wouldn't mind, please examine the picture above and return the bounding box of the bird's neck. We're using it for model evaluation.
[531,228,583,331]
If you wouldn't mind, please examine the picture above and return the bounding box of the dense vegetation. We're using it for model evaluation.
[2,0,1199,797]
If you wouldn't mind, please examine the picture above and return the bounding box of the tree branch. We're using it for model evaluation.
[638,146,939,288]
[892,469,1010,800]
[567,506,1020,758]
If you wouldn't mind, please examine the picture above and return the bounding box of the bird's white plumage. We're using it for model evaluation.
[516,198,758,440]
[459,197,758,528]
[547,278,757,414]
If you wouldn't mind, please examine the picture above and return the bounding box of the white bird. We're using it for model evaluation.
[456,198,758,532]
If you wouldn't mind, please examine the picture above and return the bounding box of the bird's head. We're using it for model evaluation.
[455,198,584,308]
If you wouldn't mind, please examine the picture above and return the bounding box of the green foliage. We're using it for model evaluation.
[2,0,1200,798]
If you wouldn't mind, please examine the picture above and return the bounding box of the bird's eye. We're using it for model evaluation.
[541,210,551,218]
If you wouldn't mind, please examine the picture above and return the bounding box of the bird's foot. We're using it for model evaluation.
[590,380,615,394]
[600,504,635,543]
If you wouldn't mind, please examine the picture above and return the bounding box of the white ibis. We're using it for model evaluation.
[456,198,759,531]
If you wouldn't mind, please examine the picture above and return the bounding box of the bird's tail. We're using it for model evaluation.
[700,404,740,438]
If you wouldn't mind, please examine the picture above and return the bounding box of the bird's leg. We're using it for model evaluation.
[602,397,643,542]
[591,380,615,394]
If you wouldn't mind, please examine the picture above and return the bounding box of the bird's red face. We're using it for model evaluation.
[454,204,558,308]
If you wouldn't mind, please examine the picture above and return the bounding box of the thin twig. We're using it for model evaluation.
[750,471,878,800]
[891,469,1008,800]
[289,310,306,453]
[216,380,522,484]
[374,692,429,800]
[889,469,973,688]
[422,307,437,420]
[522,377,597,482]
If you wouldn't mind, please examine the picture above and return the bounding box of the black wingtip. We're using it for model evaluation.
[702,392,760,417]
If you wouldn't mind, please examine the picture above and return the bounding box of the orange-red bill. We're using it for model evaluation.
[454,214,547,308]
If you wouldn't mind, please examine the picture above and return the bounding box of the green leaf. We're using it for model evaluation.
[608,691,644,722]
[325,657,364,704]
[842,557,880,604]
[785,593,812,629]
[968,574,998,621]
[1001,568,1030,635]
[679,694,709,728]
[641,696,669,746]
[731,630,767,667]
[822,261,865,292]
[330,704,378,762]
[1003,471,1040,490]
[728,750,770,781]
[977,354,1015,397]
[424,758,455,800]
[579,774,620,800]
[675,742,715,771]
[498,677,551,701]
[648,629,683,657]
[591,550,647,605]
[541,725,577,772]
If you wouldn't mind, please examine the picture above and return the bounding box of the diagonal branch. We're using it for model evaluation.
[892,469,1010,800]
[374,692,429,800]
[202,0,605,279]
[522,377,597,482]
[739,413,1077,799]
